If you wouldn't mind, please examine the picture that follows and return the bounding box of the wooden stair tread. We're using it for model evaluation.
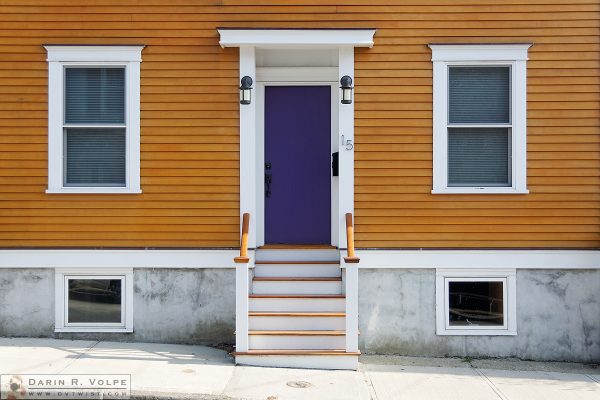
[234,350,360,356]
[258,244,337,249]
[249,312,345,317]
[253,277,341,282]
[249,330,346,336]
[249,294,345,298]
[255,261,339,265]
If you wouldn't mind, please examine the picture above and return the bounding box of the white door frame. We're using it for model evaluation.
[218,29,376,249]
[255,71,339,246]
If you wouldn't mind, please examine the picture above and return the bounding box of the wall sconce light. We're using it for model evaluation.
[340,75,353,104]
[240,76,253,105]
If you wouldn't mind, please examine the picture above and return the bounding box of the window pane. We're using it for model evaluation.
[448,128,511,187]
[65,67,125,124]
[448,281,504,327]
[68,279,122,323]
[64,128,126,187]
[449,66,510,124]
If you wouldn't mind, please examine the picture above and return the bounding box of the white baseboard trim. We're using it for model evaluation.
[346,249,600,269]
[0,249,246,268]
[0,249,597,269]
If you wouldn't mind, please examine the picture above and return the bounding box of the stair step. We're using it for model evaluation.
[249,330,345,336]
[234,349,359,356]
[249,294,345,298]
[249,312,345,317]
[249,311,346,330]
[252,277,342,295]
[253,277,341,281]
[254,263,341,278]
[255,249,340,263]
[235,352,358,370]
[255,261,339,265]
[248,330,346,350]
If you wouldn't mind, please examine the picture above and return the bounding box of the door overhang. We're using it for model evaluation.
[217,28,376,249]
[218,29,376,49]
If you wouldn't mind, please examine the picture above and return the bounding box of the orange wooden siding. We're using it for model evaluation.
[0,0,598,248]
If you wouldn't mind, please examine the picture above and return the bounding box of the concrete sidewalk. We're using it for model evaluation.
[0,338,598,400]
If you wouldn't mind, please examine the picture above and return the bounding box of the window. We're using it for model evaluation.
[45,46,144,193]
[55,268,133,332]
[435,268,517,335]
[429,44,531,194]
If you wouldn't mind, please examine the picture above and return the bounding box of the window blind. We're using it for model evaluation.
[64,128,126,186]
[449,66,510,124]
[448,128,511,187]
[65,67,125,124]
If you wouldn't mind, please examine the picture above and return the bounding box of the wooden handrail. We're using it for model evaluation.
[344,213,360,263]
[234,213,250,263]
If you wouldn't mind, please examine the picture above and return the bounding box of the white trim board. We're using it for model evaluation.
[342,250,600,269]
[429,43,531,195]
[44,45,143,194]
[0,249,244,268]
[218,29,376,48]
[54,267,134,333]
[0,249,598,269]
[435,268,517,336]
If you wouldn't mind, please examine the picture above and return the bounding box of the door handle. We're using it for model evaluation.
[265,163,272,198]
[265,174,272,198]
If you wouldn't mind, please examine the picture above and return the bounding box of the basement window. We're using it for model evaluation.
[54,268,133,332]
[435,269,516,335]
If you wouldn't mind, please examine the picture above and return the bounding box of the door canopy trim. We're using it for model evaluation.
[218,29,376,48]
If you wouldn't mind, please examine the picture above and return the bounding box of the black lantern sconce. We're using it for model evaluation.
[340,75,353,104]
[240,76,253,105]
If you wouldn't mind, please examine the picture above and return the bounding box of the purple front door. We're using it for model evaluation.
[264,86,331,244]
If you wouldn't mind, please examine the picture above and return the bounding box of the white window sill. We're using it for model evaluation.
[55,328,133,333]
[432,188,529,195]
[46,188,142,194]
[437,329,517,336]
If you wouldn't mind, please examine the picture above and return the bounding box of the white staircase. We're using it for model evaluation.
[234,248,360,370]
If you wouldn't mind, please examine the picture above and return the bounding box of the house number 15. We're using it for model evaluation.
[341,134,354,150]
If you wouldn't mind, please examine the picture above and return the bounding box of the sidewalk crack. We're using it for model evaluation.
[473,367,509,400]
[586,374,600,384]
[57,340,101,374]
[360,367,380,400]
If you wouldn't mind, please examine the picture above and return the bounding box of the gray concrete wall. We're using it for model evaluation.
[358,269,600,362]
[0,268,55,336]
[0,268,235,345]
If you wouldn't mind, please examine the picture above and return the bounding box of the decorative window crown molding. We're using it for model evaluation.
[44,45,145,62]
[429,43,532,62]
[218,29,376,48]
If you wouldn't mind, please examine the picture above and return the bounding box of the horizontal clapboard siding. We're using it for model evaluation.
[0,0,598,248]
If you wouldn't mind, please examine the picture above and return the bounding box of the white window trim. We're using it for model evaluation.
[54,267,134,333]
[429,44,531,194]
[44,45,143,194]
[435,268,517,336]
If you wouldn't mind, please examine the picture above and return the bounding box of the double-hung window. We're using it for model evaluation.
[430,44,531,194]
[45,46,143,193]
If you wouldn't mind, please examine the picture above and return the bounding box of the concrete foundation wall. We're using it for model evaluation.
[2,267,599,362]
[358,269,600,362]
[0,268,235,345]
[0,269,55,336]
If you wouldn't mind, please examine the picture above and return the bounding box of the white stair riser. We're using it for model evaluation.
[255,249,340,262]
[249,316,345,331]
[254,264,341,278]
[249,335,345,350]
[235,355,358,370]
[253,280,342,294]
[250,298,345,312]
